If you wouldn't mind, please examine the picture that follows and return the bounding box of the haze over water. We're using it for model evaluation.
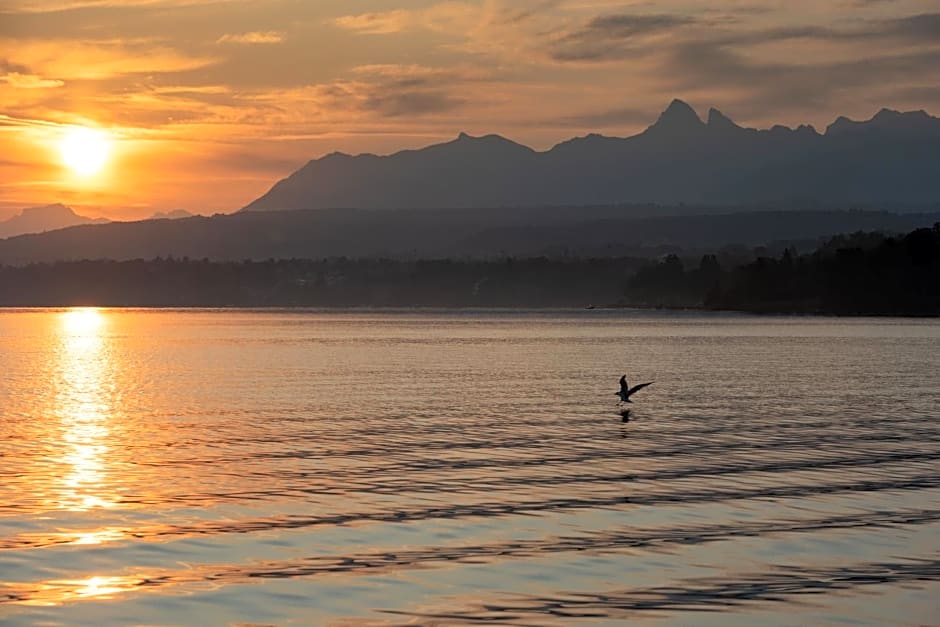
[0,309,938,625]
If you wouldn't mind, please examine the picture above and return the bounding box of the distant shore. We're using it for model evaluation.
[1,224,936,316]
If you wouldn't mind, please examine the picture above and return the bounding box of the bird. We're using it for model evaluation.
[617,374,653,403]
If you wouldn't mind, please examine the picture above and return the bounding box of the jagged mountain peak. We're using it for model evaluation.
[449,131,533,150]
[665,98,698,116]
[654,98,702,124]
[706,107,741,130]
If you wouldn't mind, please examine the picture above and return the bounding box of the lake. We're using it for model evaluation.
[0,309,938,625]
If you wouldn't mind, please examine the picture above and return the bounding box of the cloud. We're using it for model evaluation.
[361,91,465,117]
[661,38,940,118]
[1,0,245,13]
[331,2,529,37]
[332,10,413,35]
[1,38,217,80]
[0,72,64,88]
[895,85,940,102]
[553,105,656,128]
[547,12,696,62]
[882,12,940,41]
[0,113,69,129]
[216,31,284,44]
[327,65,478,118]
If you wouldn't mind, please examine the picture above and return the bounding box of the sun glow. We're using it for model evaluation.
[62,307,105,336]
[59,127,111,177]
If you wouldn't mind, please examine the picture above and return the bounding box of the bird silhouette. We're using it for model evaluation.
[617,374,653,403]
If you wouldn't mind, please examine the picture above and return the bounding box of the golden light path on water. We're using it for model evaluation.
[56,308,116,512]
[16,309,149,606]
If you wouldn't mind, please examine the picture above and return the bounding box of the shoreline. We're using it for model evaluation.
[0,304,936,318]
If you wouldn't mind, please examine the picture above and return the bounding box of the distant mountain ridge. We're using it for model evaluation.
[0,204,109,240]
[243,100,940,212]
[150,209,194,220]
[0,206,938,265]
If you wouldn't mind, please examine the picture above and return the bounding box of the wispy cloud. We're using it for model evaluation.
[216,31,284,44]
[0,113,71,129]
[332,10,413,35]
[2,0,247,13]
[549,13,696,61]
[0,72,65,88]
[1,38,217,80]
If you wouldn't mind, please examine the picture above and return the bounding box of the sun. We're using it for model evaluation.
[59,127,111,177]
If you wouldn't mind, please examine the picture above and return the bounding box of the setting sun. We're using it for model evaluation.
[59,127,111,177]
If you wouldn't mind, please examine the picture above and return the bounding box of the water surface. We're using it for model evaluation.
[0,309,938,625]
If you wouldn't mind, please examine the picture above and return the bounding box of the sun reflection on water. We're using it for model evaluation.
[9,575,147,607]
[55,308,116,511]
[62,307,105,336]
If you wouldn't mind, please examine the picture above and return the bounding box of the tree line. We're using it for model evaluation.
[626,224,940,315]
[0,257,642,308]
[0,225,937,314]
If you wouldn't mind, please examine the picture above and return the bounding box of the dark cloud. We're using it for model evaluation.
[0,60,31,74]
[896,85,940,102]
[535,6,940,124]
[496,1,562,26]
[550,13,695,62]
[664,39,940,116]
[361,90,465,117]
[546,10,940,65]
[341,65,487,118]
[581,13,694,37]
[551,106,656,128]
[706,11,940,47]
[885,12,940,40]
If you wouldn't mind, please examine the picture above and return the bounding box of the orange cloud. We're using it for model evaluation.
[0,73,64,88]
[2,0,246,12]
[2,39,217,80]
[332,10,413,34]
[216,31,285,44]
[332,3,487,36]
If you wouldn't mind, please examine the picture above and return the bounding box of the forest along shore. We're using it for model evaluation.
[0,225,937,315]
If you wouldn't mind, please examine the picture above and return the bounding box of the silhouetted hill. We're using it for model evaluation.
[243,100,940,212]
[0,204,109,239]
[0,206,938,265]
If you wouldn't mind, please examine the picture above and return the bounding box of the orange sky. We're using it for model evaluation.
[1,0,939,220]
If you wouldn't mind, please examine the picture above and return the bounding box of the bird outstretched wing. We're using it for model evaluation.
[627,382,653,396]
[619,375,629,394]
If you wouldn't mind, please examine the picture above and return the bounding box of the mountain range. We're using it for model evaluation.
[243,100,940,212]
[0,204,109,240]
[0,206,200,241]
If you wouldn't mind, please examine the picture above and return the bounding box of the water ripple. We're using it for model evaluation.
[0,310,937,625]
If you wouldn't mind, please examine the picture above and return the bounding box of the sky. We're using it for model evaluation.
[1,0,939,220]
